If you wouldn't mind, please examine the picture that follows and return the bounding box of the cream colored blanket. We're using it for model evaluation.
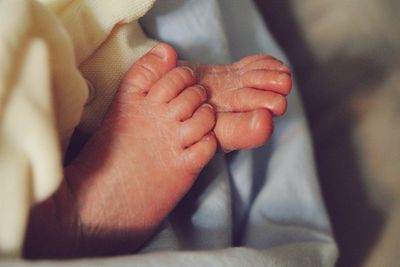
[0,0,157,256]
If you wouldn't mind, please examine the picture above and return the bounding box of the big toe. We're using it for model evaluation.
[214,110,273,152]
[118,43,178,95]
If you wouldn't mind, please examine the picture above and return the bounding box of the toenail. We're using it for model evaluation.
[202,103,214,110]
[195,85,207,99]
[182,66,195,77]
[84,78,96,106]
[151,45,168,59]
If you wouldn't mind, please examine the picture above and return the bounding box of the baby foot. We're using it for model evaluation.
[195,54,291,114]
[70,46,216,255]
[185,55,292,151]
[25,44,216,257]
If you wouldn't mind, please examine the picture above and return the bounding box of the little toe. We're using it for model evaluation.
[147,66,196,103]
[214,110,273,152]
[180,104,215,148]
[169,85,207,121]
[241,58,291,74]
[119,43,177,95]
[229,89,287,116]
[234,54,275,68]
[241,70,292,95]
[182,132,217,174]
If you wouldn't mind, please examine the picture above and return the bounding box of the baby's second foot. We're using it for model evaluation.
[195,55,291,114]
[185,55,292,151]
[67,44,216,255]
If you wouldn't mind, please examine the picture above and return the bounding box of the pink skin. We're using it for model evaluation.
[194,54,291,114]
[25,44,216,257]
[24,43,292,257]
[184,52,292,152]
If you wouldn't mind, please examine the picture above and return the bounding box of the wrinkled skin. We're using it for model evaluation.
[24,43,292,258]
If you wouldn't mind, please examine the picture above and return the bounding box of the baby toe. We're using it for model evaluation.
[168,85,207,121]
[147,66,196,103]
[231,88,287,116]
[179,103,215,148]
[119,43,177,95]
[241,70,292,95]
[235,54,275,68]
[182,132,217,175]
[214,110,273,152]
[241,58,291,74]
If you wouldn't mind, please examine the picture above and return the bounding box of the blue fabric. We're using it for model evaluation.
[137,0,338,265]
[1,1,337,266]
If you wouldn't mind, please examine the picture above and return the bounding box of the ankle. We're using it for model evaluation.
[24,177,81,258]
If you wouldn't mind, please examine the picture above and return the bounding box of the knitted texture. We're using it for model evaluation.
[0,0,157,256]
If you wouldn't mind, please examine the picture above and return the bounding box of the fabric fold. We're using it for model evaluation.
[0,0,157,256]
